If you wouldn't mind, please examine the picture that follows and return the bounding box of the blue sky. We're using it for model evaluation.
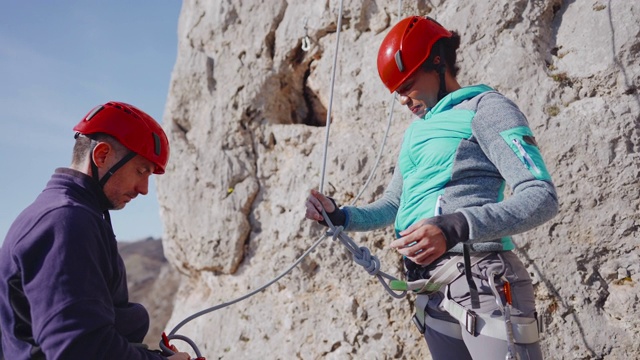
[0,1,183,242]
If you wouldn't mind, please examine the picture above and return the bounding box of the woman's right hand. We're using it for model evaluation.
[305,189,336,221]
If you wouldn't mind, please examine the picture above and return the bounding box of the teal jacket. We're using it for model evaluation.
[341,85,558,253]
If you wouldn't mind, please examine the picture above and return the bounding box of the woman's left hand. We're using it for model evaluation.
[390,219,447,265]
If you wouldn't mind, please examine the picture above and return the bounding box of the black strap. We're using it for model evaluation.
[103,210,112,226]
[99,152,137,188]
[436,44,448,101]
[463,244,481,309]
[437,66,447,100]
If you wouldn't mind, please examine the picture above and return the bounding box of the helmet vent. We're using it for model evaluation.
[85,105,104,121]
[153,133,161,156]
[394,50,405,72]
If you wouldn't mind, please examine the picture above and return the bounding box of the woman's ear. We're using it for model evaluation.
[91,142,112,168]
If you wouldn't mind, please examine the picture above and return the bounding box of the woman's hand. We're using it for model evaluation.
[390,219,447,266]
[305,189,336,221]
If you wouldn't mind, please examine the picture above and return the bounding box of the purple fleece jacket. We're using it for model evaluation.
[0,168,166,359]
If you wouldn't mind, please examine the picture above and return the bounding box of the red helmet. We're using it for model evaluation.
[377,16,452,93]
[73,101,170,174]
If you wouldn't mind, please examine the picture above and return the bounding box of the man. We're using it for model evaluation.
[306,16,558,359]
[0,102,190,359]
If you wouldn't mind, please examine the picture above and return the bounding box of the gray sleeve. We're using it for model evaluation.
[458,93,559,242]
[341,166,402,232]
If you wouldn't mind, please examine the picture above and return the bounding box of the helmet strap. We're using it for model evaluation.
[437,65,447,101]
[436,45,448,101]
[98,151,137,188]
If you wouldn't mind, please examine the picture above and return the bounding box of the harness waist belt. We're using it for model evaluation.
[414,293,541,344]
[404,253,490,294]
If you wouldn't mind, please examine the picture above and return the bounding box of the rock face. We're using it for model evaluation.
[157,0,640,358]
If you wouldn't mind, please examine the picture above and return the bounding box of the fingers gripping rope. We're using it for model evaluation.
[160,332,205,359]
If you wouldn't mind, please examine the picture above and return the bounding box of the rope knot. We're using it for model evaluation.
[352,246,381,276]
[326,226,344,240]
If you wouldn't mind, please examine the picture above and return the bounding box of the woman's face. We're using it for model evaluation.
[395,68,440,118]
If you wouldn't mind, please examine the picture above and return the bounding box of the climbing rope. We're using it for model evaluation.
[160,0,407,356]
[316,0,404,299]
[318,0,344,192]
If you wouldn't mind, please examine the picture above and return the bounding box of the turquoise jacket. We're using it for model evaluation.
[342,85,558,253]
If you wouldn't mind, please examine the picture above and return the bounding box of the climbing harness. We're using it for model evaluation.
[388,253,490,294]
[411,254,542,360]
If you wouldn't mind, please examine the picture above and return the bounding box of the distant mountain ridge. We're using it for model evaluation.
[118,238,181,347]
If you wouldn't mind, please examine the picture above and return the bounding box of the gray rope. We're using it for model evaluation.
[160,334,204,358]
[314,0,406,299]
[167,234,327,336]
[352,95,396,204]
[319,0,344,194]
[322,211,406,299]
[160,0,407,354]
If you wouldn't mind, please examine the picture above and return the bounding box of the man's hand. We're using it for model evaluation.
[390,219,447,265]
[167,352,191,360]
[167,345,191,360]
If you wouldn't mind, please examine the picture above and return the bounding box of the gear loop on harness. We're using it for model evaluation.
[488,271,520,360]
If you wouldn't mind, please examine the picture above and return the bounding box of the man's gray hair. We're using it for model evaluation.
[71,133,130,168]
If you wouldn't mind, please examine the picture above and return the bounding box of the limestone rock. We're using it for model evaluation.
[157,0,640,358]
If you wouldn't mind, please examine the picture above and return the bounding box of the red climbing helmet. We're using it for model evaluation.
[73,101,170,174]
[377,16,452,93]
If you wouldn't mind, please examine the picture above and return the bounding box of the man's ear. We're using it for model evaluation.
[92,142,112,168]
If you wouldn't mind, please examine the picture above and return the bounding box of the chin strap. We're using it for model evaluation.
[82,134,137,188]
[436,44,448,101]
[97,151,136,188]
[433,44,449,101]
[437,65,448,101]
[85,135,137,213]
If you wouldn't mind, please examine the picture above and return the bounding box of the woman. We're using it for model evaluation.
[305,16,558,360]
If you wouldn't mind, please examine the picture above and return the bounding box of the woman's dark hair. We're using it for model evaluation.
[420,31,461,77]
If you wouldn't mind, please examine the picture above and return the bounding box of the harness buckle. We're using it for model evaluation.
[465,310,477,336]
[535,311,544,334]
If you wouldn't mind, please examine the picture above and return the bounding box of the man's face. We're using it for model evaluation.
[102,154,155,210]
[395,69,440,118]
